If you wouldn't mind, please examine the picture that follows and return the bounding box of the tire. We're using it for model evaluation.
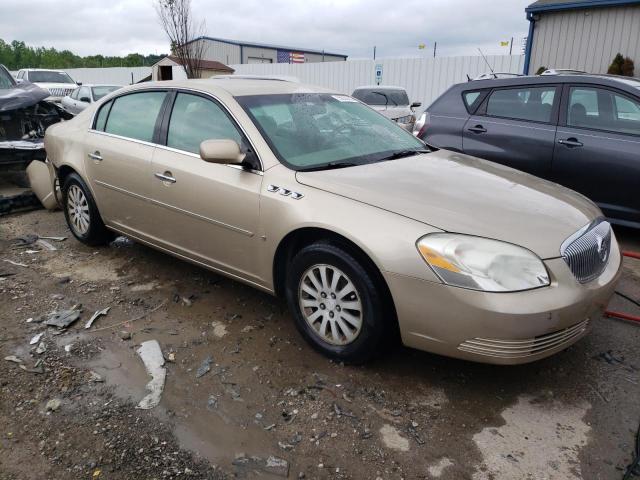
[62,173,113,246]
[285,241,390,364]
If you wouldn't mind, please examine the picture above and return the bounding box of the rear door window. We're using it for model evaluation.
[104,91,167,142]
[166,92,243,154]
[567,87,640,135]
[94,100,112,131]
[486,86,557,123]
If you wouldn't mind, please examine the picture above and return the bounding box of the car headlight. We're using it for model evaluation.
[394,114,415,124]
[416,233,550,292]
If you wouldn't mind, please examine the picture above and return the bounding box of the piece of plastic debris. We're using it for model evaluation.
[19,359,44,374]
[4,355,22,363]
[35,342,46,354]
[167,352,176,362]
[35,239,57,251]
[85,307,110,329]
[45,398,61,411]
[39,236,66,242]
[119,330,132,340]
[89,371,104,383]
[196,356,213,378]
[30,332,44,345]
[64,343,74,353]
[3,259,28,268]
[211,321,228,338]
[135,340,166,410]
[43,306,81,328]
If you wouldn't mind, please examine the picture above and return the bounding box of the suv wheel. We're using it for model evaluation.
[285,242,389,364]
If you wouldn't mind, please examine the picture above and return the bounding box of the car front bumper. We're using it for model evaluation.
[384,237,622,364]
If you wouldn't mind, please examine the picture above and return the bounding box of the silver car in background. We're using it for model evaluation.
[352,85,421,131]
[61,84,121,115]
[15,68,78,103]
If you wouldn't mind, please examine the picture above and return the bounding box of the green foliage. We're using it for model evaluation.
[535,66,547,75]
[0,38,166,70]
[607,53,634,76]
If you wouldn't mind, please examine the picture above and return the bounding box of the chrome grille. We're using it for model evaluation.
[561,220,611,283]
[48,87,75,97]
[458,319,589,359]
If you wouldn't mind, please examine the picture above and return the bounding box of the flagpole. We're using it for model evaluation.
[509,37,513,56]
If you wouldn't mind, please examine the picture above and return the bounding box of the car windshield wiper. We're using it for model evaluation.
[299,161,360,172]
[376,149,431,162]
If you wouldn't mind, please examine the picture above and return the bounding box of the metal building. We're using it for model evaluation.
[524,0,640,74]
[189,36,347,65]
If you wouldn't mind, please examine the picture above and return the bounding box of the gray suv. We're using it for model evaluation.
[418,74,640,228]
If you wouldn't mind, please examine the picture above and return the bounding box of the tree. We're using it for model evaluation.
[535,66,547,75]
[154,0,206,79]
[607,53,635,76]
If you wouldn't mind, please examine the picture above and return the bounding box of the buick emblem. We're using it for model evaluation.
[595,235,608,263]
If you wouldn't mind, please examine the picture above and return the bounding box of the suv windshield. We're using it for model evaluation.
[92,86,120,100]
[237,93,426,170]
[0,66,15,89]
[28,71,75,84]
[352,89,410,106]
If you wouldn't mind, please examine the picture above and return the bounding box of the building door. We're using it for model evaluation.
[159,65,173,80]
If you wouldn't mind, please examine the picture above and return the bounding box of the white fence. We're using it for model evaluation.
[10,67,152,85]
[232,55,525,108]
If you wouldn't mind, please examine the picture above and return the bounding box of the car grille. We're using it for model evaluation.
[48,87,75,97]
[458,319,589,359]
[561,220,611,283]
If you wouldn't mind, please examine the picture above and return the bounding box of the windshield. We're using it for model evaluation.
[0,66,15,89]
[237,93,425,170]
[352,89,410,106]
[28,71,75,84]
[92,86,120,100]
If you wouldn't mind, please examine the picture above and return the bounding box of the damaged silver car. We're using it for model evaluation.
[0,64,71,189]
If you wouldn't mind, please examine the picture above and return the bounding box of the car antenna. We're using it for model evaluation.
[477,48,496,78]
[466,74,472,82]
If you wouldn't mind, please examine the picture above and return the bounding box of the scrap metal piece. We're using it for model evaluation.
[85,307,110,329]
[43,305,81,328]
[136,340,166,410]
[196,356,213,378]
[30,332,44,345]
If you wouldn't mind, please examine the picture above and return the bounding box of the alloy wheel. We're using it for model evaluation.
[67,184,90,235]
[298,264,363,346]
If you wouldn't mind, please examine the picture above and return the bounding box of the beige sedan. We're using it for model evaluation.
[43,78,621,364]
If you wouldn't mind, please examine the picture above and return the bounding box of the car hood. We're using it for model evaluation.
[0,83,50,112]
[369,105,412,119]
[295,150,601,259]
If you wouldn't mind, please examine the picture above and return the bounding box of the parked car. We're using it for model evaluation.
[1,64,71,186]
[352,85,421,131]
[61,85,121,115]
[15,68,78,103]
[416,74,640,228]
[44,79,621,364]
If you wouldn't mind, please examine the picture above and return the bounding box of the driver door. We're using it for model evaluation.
[147,91,263,281]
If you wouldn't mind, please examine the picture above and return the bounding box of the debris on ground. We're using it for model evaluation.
[136,340,166,410]
[379,424,410,452]
[29,332,44,345]
[85,306,110,329]
[196,356,213,378]
[232,454,290,478]
[45,398,62,412]
[119,330,132,340]
[4,355,22,363]
[3,259,28,268]
[35,341,47,354]
[42,305,81,328]
[210,321,228,338]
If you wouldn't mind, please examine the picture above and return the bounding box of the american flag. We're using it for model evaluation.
[277,50,305,63]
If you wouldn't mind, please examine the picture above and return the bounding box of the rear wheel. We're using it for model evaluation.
[62,173,113,246]
[285,242,389,364]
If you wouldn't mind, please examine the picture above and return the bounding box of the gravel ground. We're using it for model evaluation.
[1,208,639,479]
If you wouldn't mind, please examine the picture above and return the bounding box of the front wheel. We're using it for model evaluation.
[285,242,390,364]
[62,173,113,246]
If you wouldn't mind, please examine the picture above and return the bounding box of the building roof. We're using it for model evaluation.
[192,36,348,59]
[166,55,234,73]
[527,0,640,13]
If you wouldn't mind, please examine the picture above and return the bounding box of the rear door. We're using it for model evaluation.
[552,85,640,225]
[462,84,559,178]
[84,90,168,237]
[147,90,263,281]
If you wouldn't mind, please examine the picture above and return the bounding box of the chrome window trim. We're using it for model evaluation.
[88,86,265,172]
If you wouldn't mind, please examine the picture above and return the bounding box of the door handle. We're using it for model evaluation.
[468,125,487,134]
[154,171,176,184]
[88,151,102,161]
[558,138,583,148]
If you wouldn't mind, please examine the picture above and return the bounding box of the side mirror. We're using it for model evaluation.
[15,78,23,84]
[77,82,82,86]
[200,139,245,165]
[410,102,422,109]
[80,97,91,103]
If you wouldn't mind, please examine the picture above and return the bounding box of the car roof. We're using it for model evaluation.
[353,85,407,91]
[21,68,68,73]
[122,78,336,97]
[463,74,640,90]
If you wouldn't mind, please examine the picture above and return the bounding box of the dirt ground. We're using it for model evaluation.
[1,208,639,480]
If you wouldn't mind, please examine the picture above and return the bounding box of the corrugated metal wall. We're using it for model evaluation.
[230,55,524,108]
[528,5,640,74]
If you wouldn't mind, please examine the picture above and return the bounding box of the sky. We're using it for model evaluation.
[1,0,532,60]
